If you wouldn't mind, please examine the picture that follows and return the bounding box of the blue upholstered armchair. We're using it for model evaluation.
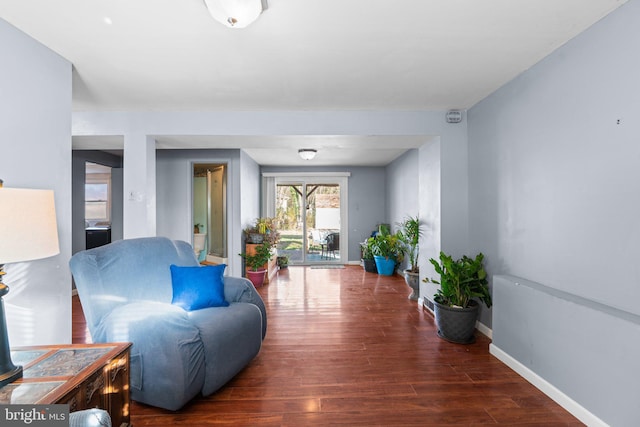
[69,237,267,411]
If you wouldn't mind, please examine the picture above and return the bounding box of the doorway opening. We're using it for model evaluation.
[193,163,227,264]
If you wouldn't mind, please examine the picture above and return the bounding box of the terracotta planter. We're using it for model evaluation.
[246,269,267,287]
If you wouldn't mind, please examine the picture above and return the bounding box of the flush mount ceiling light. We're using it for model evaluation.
[204,0,268,29]
[298,149,317,160]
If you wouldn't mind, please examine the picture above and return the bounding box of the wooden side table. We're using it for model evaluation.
[1,343,131,427]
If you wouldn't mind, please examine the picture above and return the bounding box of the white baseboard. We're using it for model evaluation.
[475,321,492,339]
[420,302,603,424]
[489,344,609,427]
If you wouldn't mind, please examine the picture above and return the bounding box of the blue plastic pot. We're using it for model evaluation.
[373,255,396,276]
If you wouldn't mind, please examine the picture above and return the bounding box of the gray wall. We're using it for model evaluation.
[469,0,640,316]
[0,18,72,345]
[347,167,387,258]
[386,149,419,271]
[240,150,261,237]
[468,1,640,424]
[260,166,387,262]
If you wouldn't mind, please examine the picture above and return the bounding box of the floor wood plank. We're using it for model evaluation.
[73,265,583,426]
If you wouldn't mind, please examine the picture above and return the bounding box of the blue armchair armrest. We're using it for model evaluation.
[93,301,206,411]
[223,276,267,339]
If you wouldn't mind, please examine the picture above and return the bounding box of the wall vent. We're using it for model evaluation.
[446,110,462,123]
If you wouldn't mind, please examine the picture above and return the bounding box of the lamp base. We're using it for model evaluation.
[0,364,22,387]
[0,279,23,387]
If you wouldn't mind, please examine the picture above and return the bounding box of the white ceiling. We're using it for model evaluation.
[1,0,626,165]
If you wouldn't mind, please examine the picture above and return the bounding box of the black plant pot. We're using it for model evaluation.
[362,258,378,273]
[433,300,479,344]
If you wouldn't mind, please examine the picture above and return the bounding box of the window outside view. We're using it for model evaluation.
[85,162,112,223]
[85,183,109,220]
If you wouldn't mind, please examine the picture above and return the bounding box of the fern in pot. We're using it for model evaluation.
[424,251,492,344]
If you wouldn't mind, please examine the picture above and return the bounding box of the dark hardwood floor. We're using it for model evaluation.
[72,265,582,426]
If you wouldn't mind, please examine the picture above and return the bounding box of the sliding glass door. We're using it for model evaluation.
[268,174,348,265]
[304,184,340,262]
[276,183,305,264]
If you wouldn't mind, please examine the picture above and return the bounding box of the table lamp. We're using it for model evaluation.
[0,180,59,387]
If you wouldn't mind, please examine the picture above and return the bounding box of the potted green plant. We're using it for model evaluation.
[396,216,422,300]
[361,238,377,273]
[239,241,273,287]
[368,232,403,276]
[277,255,289,269]
[424,251,492,344]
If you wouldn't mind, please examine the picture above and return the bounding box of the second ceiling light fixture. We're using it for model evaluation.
[298,149,317,160]
[204,0,268,29]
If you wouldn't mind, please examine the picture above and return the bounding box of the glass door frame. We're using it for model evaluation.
[263,172,349,265]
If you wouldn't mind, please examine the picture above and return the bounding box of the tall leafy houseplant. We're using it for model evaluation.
[396,216,422,273]
[397,216,422,300]
[425,252,492,343]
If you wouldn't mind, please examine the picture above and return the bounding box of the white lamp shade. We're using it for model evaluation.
[204,0,265,28]
[0,188,59,264]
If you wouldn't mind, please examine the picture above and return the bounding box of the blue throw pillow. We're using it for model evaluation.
[170,264,229,311]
